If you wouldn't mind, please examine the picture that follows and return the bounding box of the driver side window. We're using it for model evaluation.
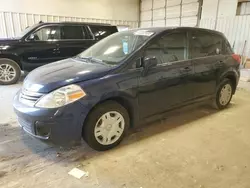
[31,26,61,41]
[144,32,187,65]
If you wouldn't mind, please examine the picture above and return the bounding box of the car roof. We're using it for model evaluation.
[38,21,115,26]
[130,27,224,36]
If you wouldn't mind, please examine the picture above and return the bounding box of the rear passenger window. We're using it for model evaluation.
[145,32,187,64]
[89,25,117,40]
[61,26,85,39]
[191,32,223,58]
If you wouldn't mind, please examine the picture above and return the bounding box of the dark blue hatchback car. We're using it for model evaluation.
[13,27,240,151]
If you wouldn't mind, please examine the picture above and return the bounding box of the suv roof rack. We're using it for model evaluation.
[39,21,112,26]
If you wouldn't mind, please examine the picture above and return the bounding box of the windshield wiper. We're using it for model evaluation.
[74,56,89,60]
[75,56,107,65]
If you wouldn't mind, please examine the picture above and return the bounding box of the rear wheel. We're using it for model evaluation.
[213,78,233,109]
[83,101,129,151]
[0,58,21,85]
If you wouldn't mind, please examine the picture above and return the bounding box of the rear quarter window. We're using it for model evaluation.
[89,25,118,40]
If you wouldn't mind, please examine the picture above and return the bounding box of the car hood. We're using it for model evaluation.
[23,58,113,93]
[0,38,20,45]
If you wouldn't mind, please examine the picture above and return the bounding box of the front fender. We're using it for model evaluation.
[78,70,140,127]
[0,52,22,69]
[97,90,139,127]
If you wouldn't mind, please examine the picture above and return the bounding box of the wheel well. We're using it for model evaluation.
[0,55,22,69]
[110,97,134,127]
[82,97,134,136]
[225,75,237,94]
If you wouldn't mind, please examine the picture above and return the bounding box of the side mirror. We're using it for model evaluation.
[27,34,35,41]
[216,48,220,55]
[142,56,157,76]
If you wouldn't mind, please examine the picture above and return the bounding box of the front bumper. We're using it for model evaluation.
[13,91,90,146]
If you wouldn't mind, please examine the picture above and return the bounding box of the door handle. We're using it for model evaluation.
[55,44,60,51]
[53,48,60,54]
[215,61,224,68]
[180,67,191,72]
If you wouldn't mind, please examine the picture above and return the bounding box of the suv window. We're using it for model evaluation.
[89,25,117,40]
[32,26,60,41]
[145,32,187,64]
[61,26,85,39]
[191,31,223,58]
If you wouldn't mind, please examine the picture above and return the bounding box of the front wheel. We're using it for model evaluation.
[83,101,129,151]
[0,58,21,85]
[213,78,233,109]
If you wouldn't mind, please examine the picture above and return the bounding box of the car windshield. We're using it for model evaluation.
[78,29,155,65]
[15,24,39,39]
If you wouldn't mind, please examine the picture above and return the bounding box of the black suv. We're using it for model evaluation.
[0,22,118,85]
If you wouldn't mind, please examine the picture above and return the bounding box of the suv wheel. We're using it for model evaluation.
[213,78,233,109]
[0,58,21,85]
[83,101,129,151]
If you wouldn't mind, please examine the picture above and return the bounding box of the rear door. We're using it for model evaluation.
[88,25,118,41]
[190,30,225,99]
[57,25,95,59]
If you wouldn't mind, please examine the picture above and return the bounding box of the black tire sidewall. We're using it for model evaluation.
[215,79,233,109]
[83,101,130,151]
[0,59,21,85]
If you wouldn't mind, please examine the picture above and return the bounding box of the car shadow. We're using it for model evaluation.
[19,71,27,82]
[14,102,236,166]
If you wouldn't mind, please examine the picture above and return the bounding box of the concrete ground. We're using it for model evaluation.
[1,80,250,188]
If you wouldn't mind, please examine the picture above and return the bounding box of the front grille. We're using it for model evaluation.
[19,89,44,106]
[18,117,33,134]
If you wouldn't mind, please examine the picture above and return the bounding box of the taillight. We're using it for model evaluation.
[232,54,241,63]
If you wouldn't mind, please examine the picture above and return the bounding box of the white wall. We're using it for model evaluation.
[140,0,200,28]
[200,0,250,58]
[201,0,219,19]
[200,15,250,58]
[218,0,237,17]
[201,0,238,19]
[0,0,139,21]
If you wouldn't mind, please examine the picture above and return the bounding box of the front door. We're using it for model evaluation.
[190,30,225,98]
[138,31,194,119]
[57,25,95,59]
[21,25,61,71]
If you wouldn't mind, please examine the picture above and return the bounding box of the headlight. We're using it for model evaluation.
[0,45,10,50]
[35,84,86,108]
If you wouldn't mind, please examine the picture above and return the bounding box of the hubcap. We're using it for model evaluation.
[0,64,16,82]
[94,111,125,145]
[219,84,232,106]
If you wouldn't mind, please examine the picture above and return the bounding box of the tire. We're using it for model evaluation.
[83,101,130,151]
[213,78,233,110]
[0,58,21,85]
